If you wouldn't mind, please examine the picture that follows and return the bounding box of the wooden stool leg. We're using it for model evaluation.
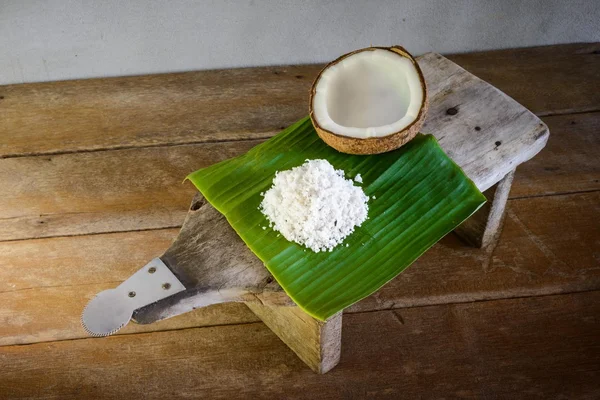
[455,169,516,249]
[246,303,342,374]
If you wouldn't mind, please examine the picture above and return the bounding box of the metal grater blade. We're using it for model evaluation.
[81,258,185,336]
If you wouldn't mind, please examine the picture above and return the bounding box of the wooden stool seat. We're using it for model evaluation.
[131,53,549,373]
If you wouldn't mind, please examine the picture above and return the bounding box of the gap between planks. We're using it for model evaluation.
[0,134,277,160]
[0,108,598,161]
[1,109,598,161]
[0,189,597,244]
[3,288,598,349]
[1,320,264,349]
[509,188,600,201]
[0,224,184,244]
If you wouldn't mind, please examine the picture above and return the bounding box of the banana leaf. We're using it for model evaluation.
[187,117,486,321]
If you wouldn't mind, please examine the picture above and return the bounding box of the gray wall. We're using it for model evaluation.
[1,0,599,85]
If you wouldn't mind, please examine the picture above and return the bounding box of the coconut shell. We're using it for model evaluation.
[309,46,428,155]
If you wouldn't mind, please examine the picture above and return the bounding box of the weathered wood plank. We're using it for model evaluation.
[447,42,600,116]
[0,140,257,241]
[1,44,597,158]
[418,52,547,193]
[1,291,599,399]
[0,284,258,346]
[2,191,597,345]
[510,111,600,198]
[0,65,319,158]
[0,229,176,293]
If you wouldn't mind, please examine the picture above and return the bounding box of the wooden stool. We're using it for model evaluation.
[132,53,549,374]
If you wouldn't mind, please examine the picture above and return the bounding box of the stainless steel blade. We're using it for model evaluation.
[81,257,186,336]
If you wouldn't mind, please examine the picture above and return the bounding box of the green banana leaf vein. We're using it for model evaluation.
[187,117,486,321]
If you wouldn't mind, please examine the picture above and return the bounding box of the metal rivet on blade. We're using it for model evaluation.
[128,291,136,297]
[148,267,156,274]
[162,283,171,290]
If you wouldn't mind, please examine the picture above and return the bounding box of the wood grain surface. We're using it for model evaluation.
[1,44,597,158]
[2,291,599,399]
[0,140,257,241]
[0,44,598,398]
[2,191,597,345]
[446,42,600,116]
[0,65,320,157]
[510,111,600,198]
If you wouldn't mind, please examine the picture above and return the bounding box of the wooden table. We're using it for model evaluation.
[1,43,599,399]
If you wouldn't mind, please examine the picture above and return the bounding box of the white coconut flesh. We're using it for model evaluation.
[312,49,424,139]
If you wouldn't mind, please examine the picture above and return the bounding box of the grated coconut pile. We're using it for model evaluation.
[260,159,369,252]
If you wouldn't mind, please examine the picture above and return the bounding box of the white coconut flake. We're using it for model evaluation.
[354,174,363,183]
[260,159,369,252]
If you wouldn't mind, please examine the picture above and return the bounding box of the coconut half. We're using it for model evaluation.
[309,46,428,154]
